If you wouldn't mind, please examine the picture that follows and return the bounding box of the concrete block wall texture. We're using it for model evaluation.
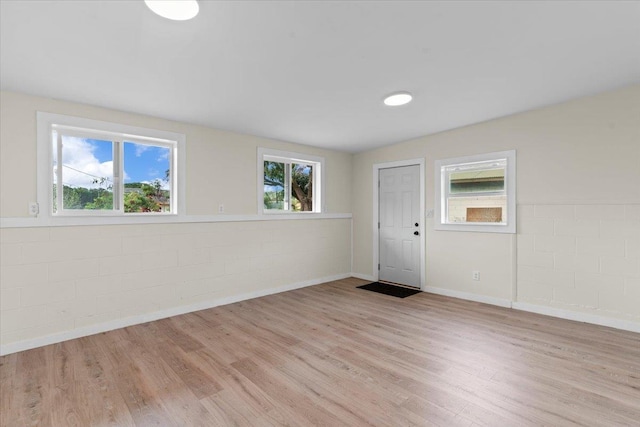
[351,83,640,330]
[0,90,355,354]
[517,204,639,321]
[2,83,640,352]
[0,219,352,351]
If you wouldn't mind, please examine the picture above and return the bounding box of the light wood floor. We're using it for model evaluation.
[2,278,639,426]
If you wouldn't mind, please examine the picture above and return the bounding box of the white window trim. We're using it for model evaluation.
[37,112,186,222]
[257,147,325,214]
[434,150,516,233]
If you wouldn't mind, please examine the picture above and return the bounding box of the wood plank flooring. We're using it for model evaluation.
[2,277,639,426]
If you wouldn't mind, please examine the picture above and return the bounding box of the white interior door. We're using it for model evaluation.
[378,165,421,288]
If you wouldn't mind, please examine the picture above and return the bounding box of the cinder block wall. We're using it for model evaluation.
[1,218,352,353]
[517,204,639,320]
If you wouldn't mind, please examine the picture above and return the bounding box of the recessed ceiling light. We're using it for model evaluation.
[383,92,413,106]
[145,0,199,21]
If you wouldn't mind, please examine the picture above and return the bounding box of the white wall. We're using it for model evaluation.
[2,84,639,354]
[0,91,353,217]
[0,91,353,354]
[352,84,640,327]
[0,219,351,354]
[516,204,639,322]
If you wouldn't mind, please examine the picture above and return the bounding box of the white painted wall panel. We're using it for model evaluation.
[353,84,640,326]
[517,203,640,322]
[0,91,354,353]
[0,218,352,352]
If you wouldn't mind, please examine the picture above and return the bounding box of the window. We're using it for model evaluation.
[435,150,516,233]
[258,148,324,213]
[38,113,185,218]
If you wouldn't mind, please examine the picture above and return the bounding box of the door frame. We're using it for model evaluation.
[372,158,426,290]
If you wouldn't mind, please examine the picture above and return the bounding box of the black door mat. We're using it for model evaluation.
[357,282,421,298]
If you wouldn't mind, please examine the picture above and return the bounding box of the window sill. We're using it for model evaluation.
[434,222,515,234]
[0,213,352,228]
[260,210,321,215]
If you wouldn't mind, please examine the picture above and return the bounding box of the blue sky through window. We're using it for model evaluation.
[123,142,170,184]
[58,137,170,188]
[90,139,112,162]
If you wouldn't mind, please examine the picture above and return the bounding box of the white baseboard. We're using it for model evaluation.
[424,287,639,333]
[512,301,640,334]
[5,273,637,356]
[351,273,375,282]
[0,273,350,356]
[423,286,512,308]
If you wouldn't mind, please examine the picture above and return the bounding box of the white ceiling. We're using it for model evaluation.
[1,1,639,153]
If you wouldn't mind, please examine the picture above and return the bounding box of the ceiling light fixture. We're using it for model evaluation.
[145,0,199,21]
[383,92,413,107]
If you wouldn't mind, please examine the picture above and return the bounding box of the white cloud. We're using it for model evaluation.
[134,143,151,157]
[157,148,170,161]
[55,137,128,188]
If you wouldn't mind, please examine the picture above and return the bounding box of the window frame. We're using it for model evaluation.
[434,150,516,233]
[37,112,186,220]
[257,147,324,214]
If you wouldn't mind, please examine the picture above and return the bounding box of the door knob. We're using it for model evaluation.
[414,231,419,236]
[415,223,419,227]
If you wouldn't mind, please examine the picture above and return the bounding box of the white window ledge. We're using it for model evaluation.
[0,213,352,229]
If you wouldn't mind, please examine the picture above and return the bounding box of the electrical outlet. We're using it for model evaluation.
[29,202,39,216]
[472,271,480,281]
[218,204,225,213]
